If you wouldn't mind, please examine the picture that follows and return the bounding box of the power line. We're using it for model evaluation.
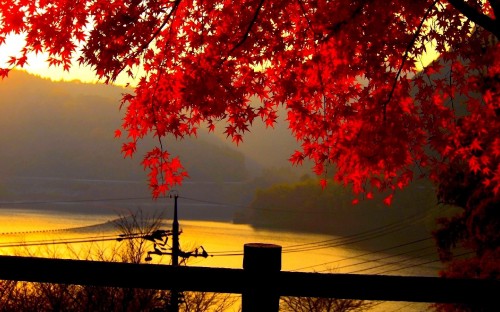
[280,207,432,252]
[0,208,426,256]
[291,237,433,271]
[343,249,439,274]
[0,234,142,249]
[201,227,431,259]
[0,196,157,206]
[163,199,437,257]
[179,195,247,208]
[0,215,135,236]
[203,212,434,258]
[335,245,436,271]
[0,193,457,269]
[0,231,152,249]
[208,252,244,257]
[208,250,244,255]
[0,233,119,247]
[180,195,387,215]
[373,251,475,275]
[281,219,426,254]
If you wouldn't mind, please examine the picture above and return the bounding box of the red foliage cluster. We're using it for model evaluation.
[0,0,499,204]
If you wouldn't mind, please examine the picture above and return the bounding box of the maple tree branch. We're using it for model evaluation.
[145,0,183,52]
[448,62,455,111]
[447,0,500,39]
[324,0,370,41]
[296,0,370,42]
[114,0,182,80]
[383,0,438,120]
[227,0,266,56]
[296,0,314,35]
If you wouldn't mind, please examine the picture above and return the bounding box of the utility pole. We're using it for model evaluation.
[145,191,209,311]
[170,191,180,312]
[171,192,179,267]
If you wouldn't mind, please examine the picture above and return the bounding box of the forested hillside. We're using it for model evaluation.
[0,71,256,219]
[0,70,250,181]
[236,176,454,247]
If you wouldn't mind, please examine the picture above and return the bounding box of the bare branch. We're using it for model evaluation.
[383,0,439,120]
[146,0,183,51]
[447,0,500,39]
[323,0,370,41]
[114,0,183,81]
[296,0,314,35]
[228,0,266,55]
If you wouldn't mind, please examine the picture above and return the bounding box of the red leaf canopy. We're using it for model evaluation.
[1,0,499,200]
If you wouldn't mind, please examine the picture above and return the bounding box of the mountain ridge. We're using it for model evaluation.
[0,70,306,221]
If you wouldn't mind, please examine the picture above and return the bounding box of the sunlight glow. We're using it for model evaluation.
[415,39,440,71]
[0,34,134,87]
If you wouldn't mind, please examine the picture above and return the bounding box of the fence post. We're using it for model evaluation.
[242,243,282,312]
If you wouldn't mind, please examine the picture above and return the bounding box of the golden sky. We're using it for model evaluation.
[0,34,132,86]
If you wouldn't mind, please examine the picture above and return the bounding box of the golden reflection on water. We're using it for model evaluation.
[0,209,435,311]
[0,209,115,258]
[0,210,364,271]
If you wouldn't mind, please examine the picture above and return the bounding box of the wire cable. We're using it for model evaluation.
[0,235,139,249]
[291,237,433,271]
[178,195,247,209]
[281,222,425,254]
[343,249,439,274]
[0,232,149,249]
[280,207,434,253]
[0,196,155,206]
[0,219,122,236]
[373,251,474,275]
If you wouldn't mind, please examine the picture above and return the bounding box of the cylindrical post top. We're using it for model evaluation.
[243,243,282,272]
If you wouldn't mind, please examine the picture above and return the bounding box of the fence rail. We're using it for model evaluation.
[0,243,498,311]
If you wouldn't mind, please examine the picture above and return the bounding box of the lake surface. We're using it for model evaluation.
[0,208,441,311]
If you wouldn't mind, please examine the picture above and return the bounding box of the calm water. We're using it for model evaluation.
[0,208,440,311]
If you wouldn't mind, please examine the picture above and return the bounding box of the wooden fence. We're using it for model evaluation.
[0,243,498,311]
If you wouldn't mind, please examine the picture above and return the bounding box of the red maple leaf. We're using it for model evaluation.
[3,0,499,208]
[383,194,394,206]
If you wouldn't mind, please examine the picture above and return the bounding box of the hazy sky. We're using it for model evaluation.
[0,34,132,86]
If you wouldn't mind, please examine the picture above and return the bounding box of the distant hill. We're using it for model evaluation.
[0,71,261,220]
[207,101,310,177]
[0,70,307,177]
[0,70,251,180]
